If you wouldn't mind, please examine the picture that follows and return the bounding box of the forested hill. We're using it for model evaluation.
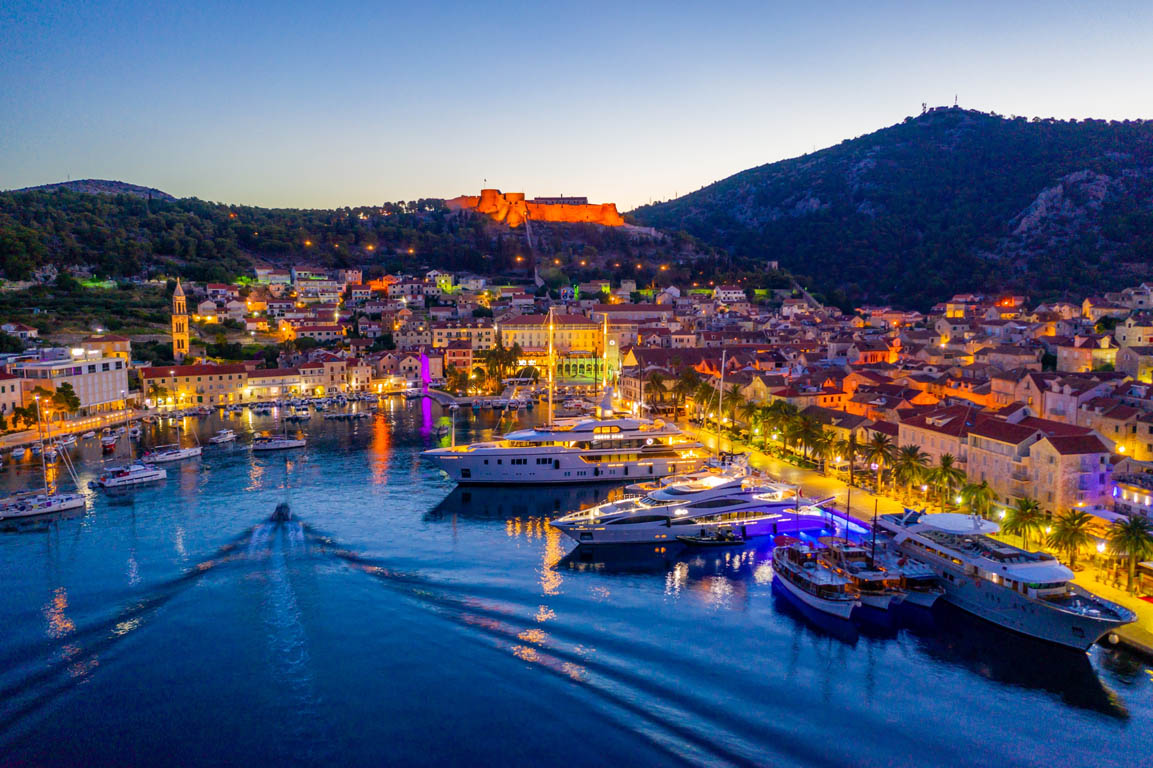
[0,188,706,285]
[0,191,506,282]
[631,107,1153,309]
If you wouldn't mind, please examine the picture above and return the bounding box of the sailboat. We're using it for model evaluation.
[0,397,87,521]
[253,411,307,451]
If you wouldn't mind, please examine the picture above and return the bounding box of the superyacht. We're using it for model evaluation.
[424,416,706,485]
[550,472,843,544]
[877,510,1135,650]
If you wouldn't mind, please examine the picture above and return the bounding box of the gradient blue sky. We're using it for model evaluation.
[2,0,1151,210]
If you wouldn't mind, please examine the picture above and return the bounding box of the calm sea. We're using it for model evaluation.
[0,399,1149,767]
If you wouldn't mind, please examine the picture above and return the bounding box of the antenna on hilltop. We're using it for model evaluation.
[921,102,927,114]
[954,94,958,108]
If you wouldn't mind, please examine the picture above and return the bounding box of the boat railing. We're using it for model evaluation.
[1042,584,1136,622]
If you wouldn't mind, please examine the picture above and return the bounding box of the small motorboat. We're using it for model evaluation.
[101,435,118,453]
[12,447,27,460]
[81,431,96,440]
[208,429,237,445]
[676,527,747,547]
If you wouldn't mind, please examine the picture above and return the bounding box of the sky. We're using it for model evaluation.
[2,0,1152,211]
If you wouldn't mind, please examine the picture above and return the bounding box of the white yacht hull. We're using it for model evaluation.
[554,506,845,545]
[252,440,306,451]
[429,451,704,485]
[144,447,202,463]
[934,570,1122,651]
[0,493,87,520]
[901,589,944,608]
[95,472,166,488]
[888,534,1128,650]
[773,567,858,619]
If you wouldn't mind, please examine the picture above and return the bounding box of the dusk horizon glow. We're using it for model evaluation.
[3,0,1152,210]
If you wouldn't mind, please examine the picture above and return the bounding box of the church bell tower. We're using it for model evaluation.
[171,279,189,362]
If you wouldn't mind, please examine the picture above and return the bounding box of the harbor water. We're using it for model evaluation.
[1,399,1151,767]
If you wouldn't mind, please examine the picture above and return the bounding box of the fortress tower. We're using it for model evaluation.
[171,278,189,362]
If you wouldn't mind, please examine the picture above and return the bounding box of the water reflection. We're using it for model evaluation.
[426,484,613,522]
[560,540,1130,719]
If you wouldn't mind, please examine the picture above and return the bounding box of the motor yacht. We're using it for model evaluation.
[772,542,861,619]
[141,444,202,463]
[91,461,167,489]
[550,473,844,545]
[877,510,1135,650]
[252,433,306,451]
[208,429,237,445]
[868,535,944,607]
[817,538,906,610]
[424,417,707,486]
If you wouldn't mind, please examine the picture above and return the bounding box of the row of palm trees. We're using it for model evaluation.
[673,370,1153,594]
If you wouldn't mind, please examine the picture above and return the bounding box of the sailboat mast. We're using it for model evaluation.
[716,350,726,459]
[34,396,49,497]
[601,313,609,390]
[547,306,555,426]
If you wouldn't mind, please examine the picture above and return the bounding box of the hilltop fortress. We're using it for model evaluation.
[446,188,625,228]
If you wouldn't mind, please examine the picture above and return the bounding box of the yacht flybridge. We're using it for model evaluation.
[550,472,842,544]
[877,510,1135,650]
[423,416,707,485]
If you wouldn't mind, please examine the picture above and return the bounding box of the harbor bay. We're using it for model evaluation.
[1,401,1150,767]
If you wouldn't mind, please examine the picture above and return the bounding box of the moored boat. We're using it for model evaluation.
[817,538,907,610]
[877,510,1135,650]
[772,542,861,619]
[142,444,202,463]
[91,461,167,489]
[208,429,237,444]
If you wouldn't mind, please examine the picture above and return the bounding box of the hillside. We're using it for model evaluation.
[9,179,176,200]
[631,107,1153,309]
[0,187,711,285]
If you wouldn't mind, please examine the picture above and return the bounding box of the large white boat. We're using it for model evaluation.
[423,417,707,485]
[91,461,168,489]
[550,473,841,545]
[772,542,861,619]
[142,444,203,463]
[0,491,87,521]
[877,510,1135,650]
[252,433,306,451]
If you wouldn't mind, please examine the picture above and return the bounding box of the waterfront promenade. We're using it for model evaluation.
[683,421,1153,657]
[0,408,143,448]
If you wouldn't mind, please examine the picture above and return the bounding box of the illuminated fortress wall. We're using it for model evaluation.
[446,188,624,228]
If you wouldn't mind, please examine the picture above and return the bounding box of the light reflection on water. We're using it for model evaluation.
[0,401,1150,767]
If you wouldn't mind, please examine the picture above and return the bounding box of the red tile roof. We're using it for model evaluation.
[1042,435,1112,455]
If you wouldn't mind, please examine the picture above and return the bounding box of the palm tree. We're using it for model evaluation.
[738,400,761,438]
[893,445,930,501]
[672,371,699,416]
[810,429,836,473]
[927,453,965,512]
[792,414,822,460]
[962,480,996,520]
[1109,515,1153,593]
[644,370,667,410]
[694,381,717,422]
[1047,510,1094,569]
[864,432,895,492]
[1002,498,1045,551]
